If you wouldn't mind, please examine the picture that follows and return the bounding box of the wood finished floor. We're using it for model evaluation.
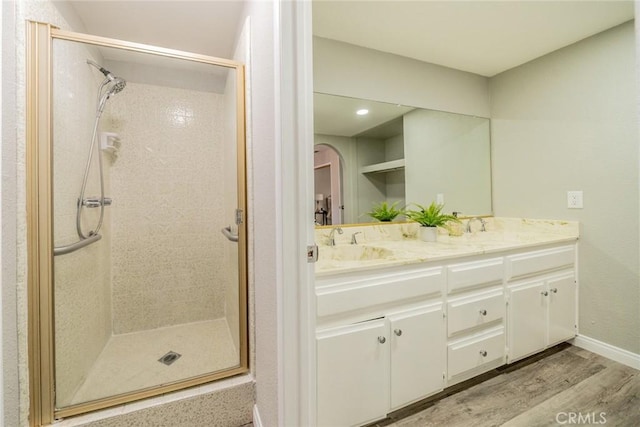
[367,344,640,427]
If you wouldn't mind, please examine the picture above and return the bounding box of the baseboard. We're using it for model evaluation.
[253,404,264,427]
[571,335,640,370]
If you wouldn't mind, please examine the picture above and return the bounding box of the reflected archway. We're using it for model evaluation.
[314,144,343,225]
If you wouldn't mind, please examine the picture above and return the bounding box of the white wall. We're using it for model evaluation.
[491,22,639,354]
[1,1,19,423]
[314,37,490,118]
[237,1,280,426]
[0,1,5,422]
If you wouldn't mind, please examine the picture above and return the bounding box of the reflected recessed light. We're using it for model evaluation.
[356,109,369,116]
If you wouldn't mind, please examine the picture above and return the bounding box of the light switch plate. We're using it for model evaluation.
[436,193,444,204]
[567,191,583,209]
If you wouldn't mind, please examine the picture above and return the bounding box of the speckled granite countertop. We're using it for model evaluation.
[315,218,579,276]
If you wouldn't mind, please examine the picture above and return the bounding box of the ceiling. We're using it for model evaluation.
[64,1,634,79]
[63,1,635,136]
[313,0,635,77]
[65,1,246,59]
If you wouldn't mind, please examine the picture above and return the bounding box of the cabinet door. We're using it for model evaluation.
[548,274,577,345]
[317,319,389,427]
[508,281,547,362]
[388,304,445,410]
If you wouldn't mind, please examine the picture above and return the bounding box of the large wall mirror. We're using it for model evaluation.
[314,93,492,225]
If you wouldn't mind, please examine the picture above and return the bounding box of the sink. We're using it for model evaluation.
[319,245,395,262]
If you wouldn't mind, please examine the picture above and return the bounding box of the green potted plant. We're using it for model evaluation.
[366,201,404,222]
[406,202,460,242]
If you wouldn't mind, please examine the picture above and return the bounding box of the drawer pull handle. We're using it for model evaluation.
[479,309,487,316]
[378,336,386,344]
[479,350,488,357]
[541,291,549,296]
[550,288,558,293]
[394,329,403,336]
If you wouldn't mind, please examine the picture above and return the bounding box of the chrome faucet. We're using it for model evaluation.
[466,217,487,233]
[328,227,343,246]
[351,232,362,245]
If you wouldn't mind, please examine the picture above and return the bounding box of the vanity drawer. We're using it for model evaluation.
[447,258,504,294]
[447,327,504,379]
[447,289,504,336]
[317,267,444,318]
[506,245,575,281]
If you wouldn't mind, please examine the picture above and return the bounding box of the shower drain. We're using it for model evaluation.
[158,351,181,366]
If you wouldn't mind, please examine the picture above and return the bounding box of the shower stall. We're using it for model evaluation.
[26,22,248,424]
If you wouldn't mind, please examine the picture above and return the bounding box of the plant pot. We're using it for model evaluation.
[419,226,438,242]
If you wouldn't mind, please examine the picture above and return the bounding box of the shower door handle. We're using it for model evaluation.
[221,226,238,243]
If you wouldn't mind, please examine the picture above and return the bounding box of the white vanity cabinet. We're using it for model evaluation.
[317,319,389,427]
[387,304,446,410]
[315,240,578,427]
[507,272,577,362]
[316,303,446,427]
[506,245,577,363]
[445,258,506,384]
[316,266,445,427]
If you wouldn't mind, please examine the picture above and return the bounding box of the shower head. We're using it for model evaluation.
[87,59,127,93]
[88,59,127,113]
[108,77,127,94]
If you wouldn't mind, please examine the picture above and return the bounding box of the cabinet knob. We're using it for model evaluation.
[378,336,386,344]
[479,350,488,357]
[394,329,403,336]
[550,288,558,293]
[479,309,487,316]
[541,291,549,296]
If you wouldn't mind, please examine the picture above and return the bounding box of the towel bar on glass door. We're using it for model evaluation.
[53,234,102,256]
[221,226,238,242]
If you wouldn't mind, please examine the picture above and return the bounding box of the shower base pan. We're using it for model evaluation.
[65,318,238,406]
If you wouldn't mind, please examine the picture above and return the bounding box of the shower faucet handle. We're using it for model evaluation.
[81,197,112,208]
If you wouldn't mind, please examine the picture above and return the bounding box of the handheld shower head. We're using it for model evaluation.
[87,59,127,93]
[88,59,127,113]
[109,77,127,94]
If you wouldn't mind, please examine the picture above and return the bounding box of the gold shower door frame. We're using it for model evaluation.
[26,21,249,425]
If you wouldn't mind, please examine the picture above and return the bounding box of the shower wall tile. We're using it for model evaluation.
[108,83,228,334]
[52,38,113,407]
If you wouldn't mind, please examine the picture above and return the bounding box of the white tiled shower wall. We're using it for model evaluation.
[107,83,228,334]
[52,39,114,407]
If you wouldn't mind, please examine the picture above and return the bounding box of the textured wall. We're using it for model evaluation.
[68,378,254,427]
[52,38,113,408]
[239,1,280,426]
[491,22,639,354]
[107,82,227,334]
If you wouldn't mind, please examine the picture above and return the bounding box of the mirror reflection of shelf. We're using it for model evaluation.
[360,158,405,174]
